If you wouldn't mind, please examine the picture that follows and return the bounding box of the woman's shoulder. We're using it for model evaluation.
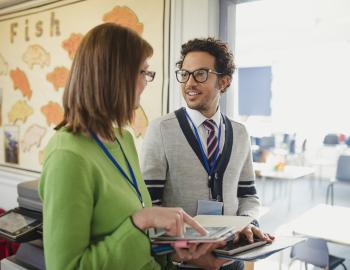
[44,128,95,162]
[115,128,134,143]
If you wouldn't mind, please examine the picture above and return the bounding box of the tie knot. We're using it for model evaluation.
[203,119,216,132]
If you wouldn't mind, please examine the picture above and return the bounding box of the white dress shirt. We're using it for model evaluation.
[185,106,225,155]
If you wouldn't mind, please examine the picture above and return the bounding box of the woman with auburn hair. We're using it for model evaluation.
[39,23,214,270]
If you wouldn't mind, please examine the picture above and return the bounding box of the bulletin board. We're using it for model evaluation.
[0,0,166,172]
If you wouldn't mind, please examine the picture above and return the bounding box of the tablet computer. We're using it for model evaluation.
[0,208,42,242]
[214,236,268,256]
[151,226,233,243]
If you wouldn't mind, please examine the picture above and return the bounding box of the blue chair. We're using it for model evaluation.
[283,133,290,144]
[290,238,347,270]
[345,136,350,147]
[289,139,296,154]
[259,136,275,149]
[326,155,350,205]
[323,134,340,145]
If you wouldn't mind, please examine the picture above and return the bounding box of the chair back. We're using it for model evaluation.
[259,136,275,149]
[323,134,339,145]
[336,155,350,182]
[290,238,329,268]
[289,139,296,154]
[345,136,350,147]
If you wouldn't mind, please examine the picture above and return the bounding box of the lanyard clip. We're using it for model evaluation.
[207,175,212,188]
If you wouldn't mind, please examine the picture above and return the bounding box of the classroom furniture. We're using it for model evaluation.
[326,154,350,205]
[323,134,340,146]
[253,162,314,209]
[292,204,350,246]
[277,204,350,270]
[289,238,347,270]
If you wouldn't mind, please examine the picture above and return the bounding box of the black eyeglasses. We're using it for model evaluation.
[141,70,156,82]
[175,68,223,83]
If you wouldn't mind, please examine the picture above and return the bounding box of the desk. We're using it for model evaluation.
[253,162,314,209]
[276,204,350,270]
[291,204,350,246]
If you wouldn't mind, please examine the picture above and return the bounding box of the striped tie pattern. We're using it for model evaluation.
[203,119,218,168]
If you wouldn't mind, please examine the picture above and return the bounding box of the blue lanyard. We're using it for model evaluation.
[91,132,145,208]
[184,111,222,177]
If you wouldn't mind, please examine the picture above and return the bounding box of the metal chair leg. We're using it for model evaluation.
[288,258,297,270]
[326,184,330,204]
[326,183,334,205]
[331,184,334,206]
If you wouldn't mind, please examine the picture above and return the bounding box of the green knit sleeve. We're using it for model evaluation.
[39,149,160,270]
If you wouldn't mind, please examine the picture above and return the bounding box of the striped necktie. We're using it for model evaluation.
[203,119,218,168]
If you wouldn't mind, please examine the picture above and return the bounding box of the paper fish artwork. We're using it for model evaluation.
[8,100,34,124]
[130,106,149,138]
[62,33,84,60]
[0,54,8,75]
[22,44,50,69]
[103,6,144,34]
[46,66,69,91]
[41,101,64,126]
[21,124,47,152]
[10,68,32,99]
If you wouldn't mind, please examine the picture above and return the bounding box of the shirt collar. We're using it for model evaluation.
[185,106,221,128]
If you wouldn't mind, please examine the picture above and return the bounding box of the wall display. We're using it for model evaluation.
[0,0,165,171]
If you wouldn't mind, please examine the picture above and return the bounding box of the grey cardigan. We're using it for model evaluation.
[141,112,260,218]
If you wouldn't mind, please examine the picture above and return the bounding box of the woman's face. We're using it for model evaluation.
[135,59,150,109]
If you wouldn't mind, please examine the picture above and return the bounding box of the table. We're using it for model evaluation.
[291,204,350,245]
[253,162,314,209]
[277,204,350,270]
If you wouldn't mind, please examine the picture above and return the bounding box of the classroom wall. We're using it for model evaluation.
[0,0,221,210]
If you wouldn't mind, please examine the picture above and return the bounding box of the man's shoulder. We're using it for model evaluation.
[224,115,248,132]
[149,112,178,128]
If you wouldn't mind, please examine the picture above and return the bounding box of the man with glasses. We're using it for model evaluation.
[141,38,273,269]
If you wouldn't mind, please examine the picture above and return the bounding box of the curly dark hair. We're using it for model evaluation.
[176,37,235,81]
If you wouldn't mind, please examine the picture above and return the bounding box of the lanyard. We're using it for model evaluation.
[184,111,222,178]
[91,132,145,208]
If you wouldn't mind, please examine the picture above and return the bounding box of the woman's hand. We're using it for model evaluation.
[172,241,231,270]
[132,206,208,236]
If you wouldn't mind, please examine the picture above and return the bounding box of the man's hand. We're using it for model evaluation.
[235,224,275,243]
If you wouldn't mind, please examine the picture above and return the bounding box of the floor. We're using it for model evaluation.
[254,174,350,269]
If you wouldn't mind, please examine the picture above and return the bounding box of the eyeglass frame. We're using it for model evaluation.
[175,68,223,83]
[140,70,156,82]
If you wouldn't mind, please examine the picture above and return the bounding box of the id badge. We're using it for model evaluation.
[197,199,223,215]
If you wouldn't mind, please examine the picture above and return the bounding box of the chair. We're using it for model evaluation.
[289,238,347,270]
[259,136,275,149]
[345,136,350,147]
[323,134,340,146]
[326,154,350,205]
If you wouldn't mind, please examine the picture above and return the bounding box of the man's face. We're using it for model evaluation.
[180,51,227,117]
